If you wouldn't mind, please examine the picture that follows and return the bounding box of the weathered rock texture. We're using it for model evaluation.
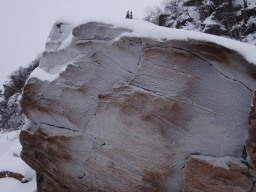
[20,21,256,192]
[182,156,254,192]
[247,91,256,170]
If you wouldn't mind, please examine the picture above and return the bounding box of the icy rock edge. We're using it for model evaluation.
[20,21,256,192]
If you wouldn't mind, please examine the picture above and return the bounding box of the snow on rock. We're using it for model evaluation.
[28,67,59,82]
[0,130,36,192]
[46,22,73,52]
[191,155,246,170]
[29,19,256,82]
[20,20,256,192]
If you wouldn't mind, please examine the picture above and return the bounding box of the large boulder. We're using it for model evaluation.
[20,20,256,191]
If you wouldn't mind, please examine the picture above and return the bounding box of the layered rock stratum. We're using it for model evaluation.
[20,20,256,192]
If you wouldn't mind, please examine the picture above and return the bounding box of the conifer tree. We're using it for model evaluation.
[126,11,130,19]
[130,11,133,19]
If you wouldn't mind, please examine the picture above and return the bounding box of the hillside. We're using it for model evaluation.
[145,0,256,45]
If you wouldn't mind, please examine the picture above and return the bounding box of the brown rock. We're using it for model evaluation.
[20,125,84,192]
[182,156,254,192]
[247,90,256,169]
[19,21,256,192]
[0,171,29,183]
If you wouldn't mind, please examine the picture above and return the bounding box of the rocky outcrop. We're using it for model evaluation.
[247,91,256,170]
[20,21,256,191]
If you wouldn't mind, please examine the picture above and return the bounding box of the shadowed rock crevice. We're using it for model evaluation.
[37,122,79,133]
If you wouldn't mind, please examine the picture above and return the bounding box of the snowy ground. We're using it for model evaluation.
[0,130,36,192]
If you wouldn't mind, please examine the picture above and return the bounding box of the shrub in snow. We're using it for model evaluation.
[144,0,256,45]
[144,6,163,25]
[0,93,26,130]
[7,57,40,96]
[0,56,40,130]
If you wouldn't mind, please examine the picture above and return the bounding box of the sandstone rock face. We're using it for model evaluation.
[20,21,256,191]
[247,91,256,170]
[182,156,253,192]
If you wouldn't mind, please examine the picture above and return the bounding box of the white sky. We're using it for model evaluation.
[0,0,162,89]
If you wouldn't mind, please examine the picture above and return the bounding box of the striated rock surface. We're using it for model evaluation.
[20,20,256,191]
[182,155,253,192]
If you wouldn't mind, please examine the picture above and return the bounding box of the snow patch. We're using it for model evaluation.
[204,15,218,25]
[0,178,36,192]
[29,64,68,82]
[58,32,73,50]
[192,155,246,170]
[0,130,36,192]
[56,18,256,65]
